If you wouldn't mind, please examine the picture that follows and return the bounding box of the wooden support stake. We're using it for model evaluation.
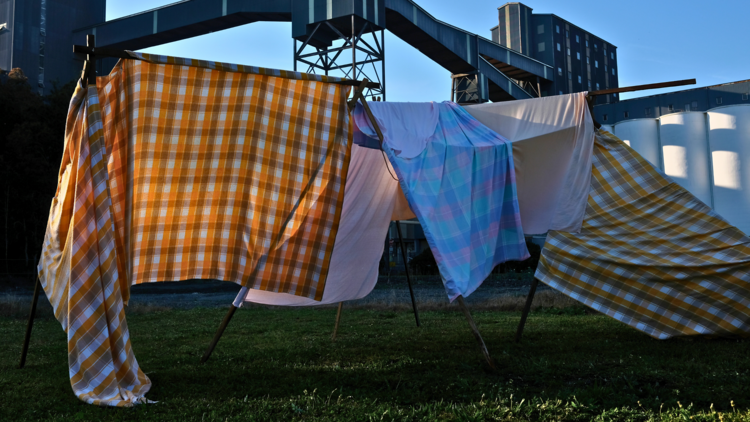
[19,275,41,369]
[331,302,344,340]
[456,295,496,370]
[515,277,539,343]
[200,304,238,363]
[395,221,420,327]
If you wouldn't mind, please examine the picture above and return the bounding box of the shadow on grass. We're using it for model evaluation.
[2,304,749,421]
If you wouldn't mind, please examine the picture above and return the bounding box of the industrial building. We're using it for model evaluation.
[594,79,750,125]
[597,95,750,235]
[490,2,618,104]
[0,0,105,94]
[0,1,617,103]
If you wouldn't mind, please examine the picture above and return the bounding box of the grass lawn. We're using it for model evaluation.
[2,305,750,421]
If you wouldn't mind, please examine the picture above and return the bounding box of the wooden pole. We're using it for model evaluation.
[349,87,421,327]
[456,295,496,370]
[515,277,539,343]
[395,221,420,327]
[588,78,696,97]
[331,302,343,340]
[19,275,41,369]
[200,304,238,363]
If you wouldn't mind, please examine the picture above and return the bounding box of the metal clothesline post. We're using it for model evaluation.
[514,277,540,343]
[18,275,41,369]
[395,221,420,327]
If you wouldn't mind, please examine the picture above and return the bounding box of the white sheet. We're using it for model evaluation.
[464,92,595,234]
[234,144,406,306]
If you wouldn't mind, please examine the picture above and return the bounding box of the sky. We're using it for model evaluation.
[107,0,750,102]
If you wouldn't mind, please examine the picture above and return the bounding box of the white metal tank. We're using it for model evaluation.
[707,105,750,234]
[599,124,614,136]
[613,119,661,169]
[658,112,713,206]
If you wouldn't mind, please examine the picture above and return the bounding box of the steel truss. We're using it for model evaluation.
[294,18,385,100]
[451,72,487,104]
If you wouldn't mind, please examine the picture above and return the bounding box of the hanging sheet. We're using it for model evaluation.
[97,53,351,301]
[36,82,151,406]
[355,101,529,301]
[537,129,750,339]
[464,92,595,235]
[37,53,352,405]
[233,144,406,306]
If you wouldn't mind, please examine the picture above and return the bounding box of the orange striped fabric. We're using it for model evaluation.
[537,129,750,339]
[37,55,352,405]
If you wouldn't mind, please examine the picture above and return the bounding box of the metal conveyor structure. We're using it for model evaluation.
[71,0,554,102]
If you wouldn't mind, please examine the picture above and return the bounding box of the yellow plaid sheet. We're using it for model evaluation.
[537,129,750,339]
[37,54,352,405]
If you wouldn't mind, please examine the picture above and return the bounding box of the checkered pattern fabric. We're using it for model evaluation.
[98,55,351,300]
[370,102,529,301]
[37,55,352,405]
[537,129,750,339]
[38,82,151,406]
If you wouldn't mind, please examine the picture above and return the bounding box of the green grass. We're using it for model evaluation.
[2,305,750,421]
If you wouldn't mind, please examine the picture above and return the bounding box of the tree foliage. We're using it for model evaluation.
[0,71,76,278]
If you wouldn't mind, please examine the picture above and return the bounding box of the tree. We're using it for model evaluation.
[0,71,76,280]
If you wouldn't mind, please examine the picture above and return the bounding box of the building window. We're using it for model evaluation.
[612,68,616,76]
[566,30,569,38]
[576,35,580,43]
[692,101,698,109]
[668,104,674,112]
[537,24,544,34]
[603,114,608,121]
[594,43,598,50]
[557,43,561,51]
[558,67,563,76]
[586,57,590,64]
[556,25,560,33]
[605,65,608,72]
[538,42,546,52]
[613,93,617,99]
[559,90,563,95]
[578,75,582,83]
[716,97,723,105]
[595,60,599,68]
[611,52,615,60]
[567,48,571,56]
[645,107,651,116]
[576,52,581,60]
[743,93,749,100]
[588,80,592,90]
[624,111,629,118]
[586,40,589,47]
[568,73,572,80]
[685,103,691,112]
[596,83,600,90]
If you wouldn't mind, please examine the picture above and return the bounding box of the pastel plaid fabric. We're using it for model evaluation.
[97,54,351,300]
[357,102,529,301]
[37,82,151,406]
[537,129,750,339]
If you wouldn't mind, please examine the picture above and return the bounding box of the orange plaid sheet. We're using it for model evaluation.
[37,54,352,405]
[537,129,750,339]
[99,53,351,300]
[37,82,151,406]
